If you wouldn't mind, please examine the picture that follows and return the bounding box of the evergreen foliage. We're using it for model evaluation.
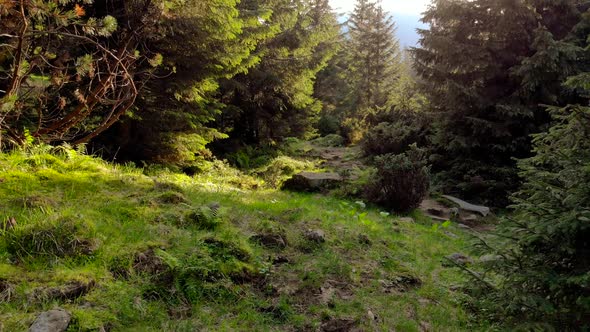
[364,145,430,213]
[0,0,166,147]
[412,0,588,205]
[471,104,590,330]
[465,13,590,329]
[217,0,340,147]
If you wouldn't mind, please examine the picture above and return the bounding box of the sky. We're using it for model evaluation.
[329,0,430,47]
[329,0,430,16]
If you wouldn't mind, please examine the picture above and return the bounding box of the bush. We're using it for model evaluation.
[362,121,423,156]
[317,114,340,136]
[340,117,367,144]
[364,145,430,212]
[5,217,98,260]
[311,134,345,147]
[254,156,315,188]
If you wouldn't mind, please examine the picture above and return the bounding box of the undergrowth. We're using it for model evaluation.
[0,145,491,331]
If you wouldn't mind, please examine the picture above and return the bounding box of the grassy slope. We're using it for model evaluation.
[0,147,484,331]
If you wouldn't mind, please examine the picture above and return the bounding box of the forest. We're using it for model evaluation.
[0,0,589,331]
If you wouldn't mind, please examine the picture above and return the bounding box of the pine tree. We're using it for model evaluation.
[216,0,340,146]
[347,0,401,120]
[412,0,586,205]
[94,0,274,166]
[473,86,590,330]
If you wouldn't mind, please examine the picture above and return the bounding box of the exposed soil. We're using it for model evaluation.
[308,145,366,179]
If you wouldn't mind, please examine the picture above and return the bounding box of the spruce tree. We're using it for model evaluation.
[412,0,586,205]
[94,0,273,166]
[217,0,340,146]
[347,0,401,120]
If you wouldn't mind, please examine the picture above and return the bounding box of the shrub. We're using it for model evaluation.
[317,114,340,136]
[254,156,315,188]
[340,117,367,144]
[5,217,98,260]
[311,134,345,147]
[362,121,423,156]
[364,145,430,212]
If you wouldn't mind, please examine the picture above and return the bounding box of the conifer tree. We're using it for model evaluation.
[95,0,274,166]
[412,0,586,205]
[347,0,401,121]
[217,0,340,146]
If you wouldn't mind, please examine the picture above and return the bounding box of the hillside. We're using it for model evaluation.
[0,146,486,331]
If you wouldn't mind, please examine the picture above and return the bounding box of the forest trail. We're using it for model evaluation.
[308,143,366,179]
[303,140,494,231]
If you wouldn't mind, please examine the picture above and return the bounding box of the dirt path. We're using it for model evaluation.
[308,144,366,179]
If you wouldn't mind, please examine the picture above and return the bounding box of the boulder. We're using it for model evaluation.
[303,229,326,243]
[441,195,490,216]
[282,172,342,192]
[29,309,71,332]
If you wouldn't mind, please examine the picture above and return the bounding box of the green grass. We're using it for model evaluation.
[0,146,490,331]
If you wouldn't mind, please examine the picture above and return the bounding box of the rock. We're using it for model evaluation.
[441,195,491,216]
[367,309,378,322]
[250,233,287,249]
[29,308,71,332]
[304,229,325,243]
[398,217,414,223]
[282,172,342,192]
[443,253,473,266]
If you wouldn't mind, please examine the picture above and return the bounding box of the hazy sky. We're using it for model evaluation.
[329,0,430,16]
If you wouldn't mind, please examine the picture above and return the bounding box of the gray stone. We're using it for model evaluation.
[441,195,490,216]
[29,309,71,332]
[282,172,342,192]
[304,229,325,243]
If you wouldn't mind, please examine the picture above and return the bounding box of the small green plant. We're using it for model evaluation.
[184,205,221,230]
